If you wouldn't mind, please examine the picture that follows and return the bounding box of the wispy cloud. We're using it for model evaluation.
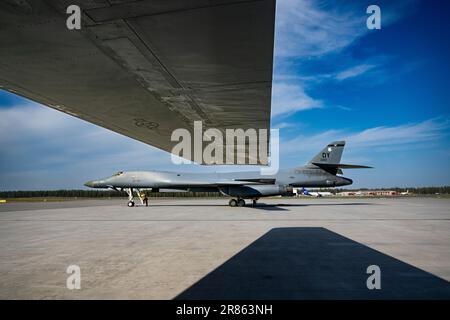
[346,119,449,148]
[274,0,365,58]
[270,0,369,117]
[271,0,417,117]
[275,0,417,58]
[272,122,296,130]
[271,82,322,117]
[270,61,375,116]
[281,118,450,156]
[335,64,376,81]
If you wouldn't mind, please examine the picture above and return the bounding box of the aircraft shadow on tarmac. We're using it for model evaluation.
[245,202,376,211]
[149,202,376,212]
[175,227,450,299]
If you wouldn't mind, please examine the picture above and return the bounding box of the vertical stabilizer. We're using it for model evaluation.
[308,141,345,165]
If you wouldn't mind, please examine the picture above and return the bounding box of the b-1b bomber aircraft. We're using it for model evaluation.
[84,141,371,207]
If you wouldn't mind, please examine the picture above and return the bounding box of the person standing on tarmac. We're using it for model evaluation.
[140,191,149,206]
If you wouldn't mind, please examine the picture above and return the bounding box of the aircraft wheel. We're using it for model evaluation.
[237,199,245,207]
[229,199,237,207]
[127,200,135,207]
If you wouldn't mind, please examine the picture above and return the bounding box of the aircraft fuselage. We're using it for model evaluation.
[84,166,352,197]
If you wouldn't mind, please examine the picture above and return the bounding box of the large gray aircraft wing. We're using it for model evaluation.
[0,0,275,164]
[159,180,273,188]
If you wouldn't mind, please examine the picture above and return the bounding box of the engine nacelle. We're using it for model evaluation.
[219,185,292,198]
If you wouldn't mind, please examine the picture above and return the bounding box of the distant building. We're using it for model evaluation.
[338,190,399,197]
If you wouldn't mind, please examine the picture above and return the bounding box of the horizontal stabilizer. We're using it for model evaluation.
[312,163,373,169]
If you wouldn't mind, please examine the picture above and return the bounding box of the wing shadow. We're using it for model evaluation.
[175,227,450,299]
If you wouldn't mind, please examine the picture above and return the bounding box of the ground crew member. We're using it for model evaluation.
[140,191,148,206]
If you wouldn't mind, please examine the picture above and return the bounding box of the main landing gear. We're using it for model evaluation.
[228,198,259,207]
[228,198,246,207]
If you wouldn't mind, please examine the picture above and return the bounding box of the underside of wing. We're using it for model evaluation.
[165,180,270,188]
[0,0,275,164]
[234,178,276,184]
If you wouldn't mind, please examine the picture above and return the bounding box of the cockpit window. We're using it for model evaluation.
[113,171,124,176]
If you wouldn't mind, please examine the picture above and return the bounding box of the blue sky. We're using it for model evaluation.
[1,0,449,190]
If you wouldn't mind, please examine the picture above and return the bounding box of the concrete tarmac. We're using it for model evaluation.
[0,197,449,299]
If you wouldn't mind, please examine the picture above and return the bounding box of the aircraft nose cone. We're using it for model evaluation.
[84,180,95,188]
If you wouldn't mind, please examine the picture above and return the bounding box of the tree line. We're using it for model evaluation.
[305,186,450,195]
[0,189,223,198]
[0,186,449,198]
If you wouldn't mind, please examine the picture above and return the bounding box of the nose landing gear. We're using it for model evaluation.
[124,188,149,207]
[124,188,140,207]
[124,188,135,207]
